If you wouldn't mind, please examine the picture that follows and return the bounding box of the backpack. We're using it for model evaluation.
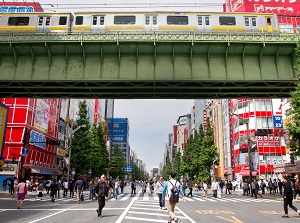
[169,180,180,203]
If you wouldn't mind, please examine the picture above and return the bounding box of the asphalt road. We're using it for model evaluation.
[1,186,300,223]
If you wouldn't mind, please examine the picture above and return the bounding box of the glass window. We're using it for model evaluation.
[75,16,83,25]
[279,24,293,33]
[219,16,236,25]
[59,16,67,25]
[205,16,210,25]
[167,16,188,25]
[245,18,249,26]
[8,17,29,26]
[266,100,272,111]
[46,17,50,26]
[114,16,136,24]
[38,17,43,26]
[267,18,271,25]
[153,16,157,25]
[198,16,202,25]
[100,16,104,25]
[93,16,97,25]
[252,18,257,26]
[256,117,274,128]
[145,16,150,25]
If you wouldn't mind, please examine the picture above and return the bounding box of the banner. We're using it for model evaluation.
[0,103,9,158]
[34,99,50,134]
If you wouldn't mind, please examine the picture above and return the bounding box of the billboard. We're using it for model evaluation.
[225,0,300,16]
[0,1,43,13]
[34,99,50,134]
[0,103,9,158]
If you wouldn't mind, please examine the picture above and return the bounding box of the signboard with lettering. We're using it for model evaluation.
[0,2,44,13]
[257,134,280,147]
[29,130,46,149]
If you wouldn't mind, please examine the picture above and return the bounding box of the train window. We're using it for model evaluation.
[267,18,271,25]
[205,17,210,26]
[153,16,157,25]
[167,16,188,25]
[100,16,105,25]
[75,16,83,25]
[46,17,50,26]
[8,17,29,26]
[245,18,249,26]
[198,17,202,25]
[219,16,236,25]
[59,16,67,25]
[93,16,97,25]
[252,18,257,26]
[38,17,43,26]
[145,16,150,25]
[114,16,136,24]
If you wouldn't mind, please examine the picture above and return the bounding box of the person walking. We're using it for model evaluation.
[162,171,186,223]
[50,180,58,203]
[16,179,27,209]
[119,180,124,193]
[69,180,75,198]
[202,181,208,198]
[89,180,95,200]
[182,180,187,196]
[254,179,263,199]
[63,180,68,198]
[114,178,120,200]
[282,176,300,218]
[131,180,137,195]
[74,177,84,204]
[186,179,193,197]
[57,180,61,199]
[155,176,166,210]
[13,177,18,198]
[278,179,283,196]
[95,175,109,218]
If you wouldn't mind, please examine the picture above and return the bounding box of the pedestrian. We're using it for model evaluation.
[251,180,255,197]
[254,179,263,199]
[212,179,219,198]
[89,180,95,200]
[57,180,61,199]
[69,180,74,198]
[268,178,274,195]
[95,175,109,218]
[35,183,44,200]
[282,176,300,218]
[50,180,58,203]
[114,178,119,200]
[261,179,266,194]
[294,179,300,199]
[9,178,13,195]
[45,179,51,194]
[243,180,249,196]
[131,179,136,194]
[278,179,283,196]
[120,180,124,193]
[182,180,187,196]
[155,176,166,210]
[74,177,84,204]
[274,179,278,194]
[13,177,18,198]
[162,171,186,223]
[202,181,208,198]
[2,179,7,191]
[63,179,68,198]
[17,178,27,209]
[186,179,193,197]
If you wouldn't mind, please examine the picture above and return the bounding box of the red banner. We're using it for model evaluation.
[257,134,280,147]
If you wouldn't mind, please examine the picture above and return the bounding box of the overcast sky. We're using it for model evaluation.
[34,0,224,172]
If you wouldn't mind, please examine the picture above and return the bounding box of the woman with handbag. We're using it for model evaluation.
[17,178,27,209]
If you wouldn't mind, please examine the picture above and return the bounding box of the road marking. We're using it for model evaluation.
[125,216,167,222]
[128,210,170,217]
[175,205,197,223]
[143,194,149,200]
[27,210,66,223]
[196,210,236,215]
[120,194,131,201]
[0,208,126,211]
[216,216,244,223]
[115,196,138,223]
[259,210,281,214]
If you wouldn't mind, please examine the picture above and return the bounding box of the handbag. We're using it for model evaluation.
[24,185,28,195]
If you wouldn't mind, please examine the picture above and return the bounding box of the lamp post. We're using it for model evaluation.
[231,114,252,182]
[66,120,86,183]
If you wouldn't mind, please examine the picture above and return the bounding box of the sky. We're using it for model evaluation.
[32,0,224,172]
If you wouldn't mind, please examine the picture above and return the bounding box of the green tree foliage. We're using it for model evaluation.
[161,158,172,180]
[181,120,218,182]
[110,145,127,179]
[131,163,145,180]
[88,124,110,177]
[70,100,91,177]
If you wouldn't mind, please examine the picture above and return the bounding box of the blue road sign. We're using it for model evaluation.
[124,165,132,172]
[21,147,29,155]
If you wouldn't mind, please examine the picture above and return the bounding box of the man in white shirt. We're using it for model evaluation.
[202,181,208,198]
[63,180,68,198]
[211,179,219,198]
[162,171,186,223]
[155,177,166,210]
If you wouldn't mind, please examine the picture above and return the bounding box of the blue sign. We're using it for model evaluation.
[88,168,92,174]
[273,116,283,129]
[29,130,46,149]
[124,165,132,172]
[21,147,29,155]
[0,6,34,13]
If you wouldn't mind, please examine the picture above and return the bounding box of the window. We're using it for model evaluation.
[252,18,257,26]
[205,16,210,25]
[256,117,274,129]
[46,17,50,26]
[100,16,105,25]
[245,18,249,26]
[267,17,271,25]
[93,16,97,25]
[198,17,202,25]
[153,16,157,25]
[279,24,293,33]
[167,16,188,25]
[38,17,43,26]
[8,17,29,26]
[114,16,135,24]
[145,16,150,25]
[219,16,236,25]
[75,16,83,25]
[59,16,67,25]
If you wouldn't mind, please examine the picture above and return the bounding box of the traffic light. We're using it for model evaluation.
[291,154,295,164]
[255,129,272,136]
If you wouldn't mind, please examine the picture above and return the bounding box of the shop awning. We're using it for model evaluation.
[238,170,259,176]
[23,164,62,175]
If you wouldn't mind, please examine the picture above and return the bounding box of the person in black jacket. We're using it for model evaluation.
[282,176,300,218]
[50,180,58,203]
[95,175,109,218]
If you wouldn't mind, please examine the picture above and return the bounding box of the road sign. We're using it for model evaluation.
[88,168,92,174]
[21,147,29,155]
[124,165,132,172]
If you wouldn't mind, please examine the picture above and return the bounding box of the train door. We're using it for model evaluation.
[244,17,257,32]
[91,15,106,32]
[266,17,273,32]
[144,15,158,31]
[197,16,211,32]
[37,16,51,32]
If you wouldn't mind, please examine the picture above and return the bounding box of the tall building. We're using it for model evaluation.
[194,99,206,132]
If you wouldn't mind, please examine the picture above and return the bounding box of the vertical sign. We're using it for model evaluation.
[272,99,283,129]
[0,103,9,158]
[203,110,207,132]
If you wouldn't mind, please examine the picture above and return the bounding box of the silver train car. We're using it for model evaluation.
[0,11,280,33]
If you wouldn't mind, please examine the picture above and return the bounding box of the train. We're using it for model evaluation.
[0,11,281,33]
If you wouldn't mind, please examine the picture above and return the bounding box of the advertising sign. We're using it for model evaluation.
[34,99,50,134]
[0,2,44,13]
[257,134,280,147]
[0,103,9,158]
[225,0,300,16]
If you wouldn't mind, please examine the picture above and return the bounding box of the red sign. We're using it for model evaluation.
[257,134,280,147]
[184,129,188,144]
[225,0,300,16]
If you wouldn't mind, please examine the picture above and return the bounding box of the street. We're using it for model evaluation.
[1,186,300,223]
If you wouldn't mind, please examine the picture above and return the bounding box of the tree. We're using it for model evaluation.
[161,158,172,180]
[110,145,127,179]
[70,100,91,177]
[173,151,182,177]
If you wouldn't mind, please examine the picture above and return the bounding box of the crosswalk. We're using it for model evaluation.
[25,191,281,203]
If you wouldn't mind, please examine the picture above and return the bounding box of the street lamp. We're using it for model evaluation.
[66,121,86,183]
[231,113,252,182]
